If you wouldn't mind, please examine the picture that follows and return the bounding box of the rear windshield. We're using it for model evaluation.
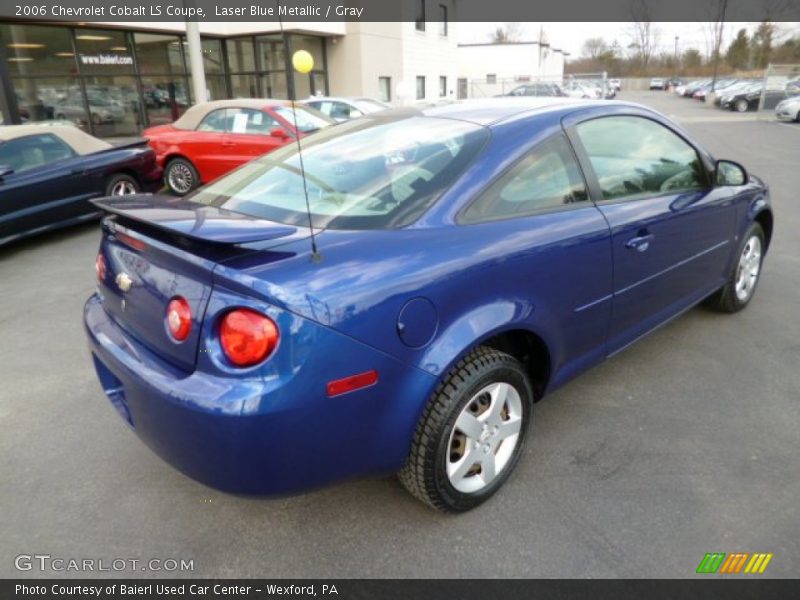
[187,115,489,230]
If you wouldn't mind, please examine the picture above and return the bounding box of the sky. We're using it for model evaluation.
[458,22,800,58]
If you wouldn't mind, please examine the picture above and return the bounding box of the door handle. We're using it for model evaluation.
[625,233,655,252]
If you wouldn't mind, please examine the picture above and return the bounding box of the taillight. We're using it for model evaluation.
[95,253,106,281]
[220,309,279,367]
[166,297,192,342]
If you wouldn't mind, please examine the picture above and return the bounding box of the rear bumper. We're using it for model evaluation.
[84,294,436,494]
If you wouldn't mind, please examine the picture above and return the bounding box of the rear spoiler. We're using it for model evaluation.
[91,195,298,245]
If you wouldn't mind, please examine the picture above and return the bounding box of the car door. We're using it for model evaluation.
[567,114,736,354]
[188,107,230,183]
[459,133,613,384]
[220,108,286,172]
[0,134,84,242]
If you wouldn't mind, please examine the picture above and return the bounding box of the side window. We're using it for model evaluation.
[197,109,228,132]
[329,102,353,120]
[575,116,707,200]
[0,134,75,173]
[227,108,279,134]
[461,134,588,224]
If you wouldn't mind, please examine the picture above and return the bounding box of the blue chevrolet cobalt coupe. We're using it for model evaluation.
[85,98,773,511]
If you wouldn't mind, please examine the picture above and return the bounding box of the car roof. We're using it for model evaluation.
[0,122,111,154]
[413,97,605,126]
[172,98,293,130]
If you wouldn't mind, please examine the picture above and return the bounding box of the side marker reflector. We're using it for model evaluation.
[327,370,379,397]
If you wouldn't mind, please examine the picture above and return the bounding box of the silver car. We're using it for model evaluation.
[302,96,390,122]
[775,96,800,122]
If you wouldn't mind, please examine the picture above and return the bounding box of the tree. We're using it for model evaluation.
[683,48,703,69]
[751,21,777,68]
[490,23,522,44]
[726,29,750,69]
[582,37,608,60]
[629,0,659,70]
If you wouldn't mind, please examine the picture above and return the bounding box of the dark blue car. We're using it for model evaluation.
[85,98,773,511]
[0,123,162,246]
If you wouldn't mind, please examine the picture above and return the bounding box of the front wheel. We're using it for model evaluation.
[706,222,765,313]
[399,346,532,512]
[735,99,749,113]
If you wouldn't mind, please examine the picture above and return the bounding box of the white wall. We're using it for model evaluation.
[325,2,458,106]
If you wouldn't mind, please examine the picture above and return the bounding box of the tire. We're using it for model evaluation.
[164,157,199,196]
[399,346,533,512]
[735,99,749,113]
[105,173,140,196]
[795,110,800,123]
[706,222,765,313]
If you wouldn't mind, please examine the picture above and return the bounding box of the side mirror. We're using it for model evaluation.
[715,159,748,186]
[0,165,14,179]
[269,127,290,139]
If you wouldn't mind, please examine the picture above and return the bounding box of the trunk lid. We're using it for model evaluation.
[94,195,304,371]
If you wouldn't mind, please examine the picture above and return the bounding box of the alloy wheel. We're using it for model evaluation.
[735,234,762,302]
[446,382,523,494]
[110,180,137,195]
[168,163,194,195]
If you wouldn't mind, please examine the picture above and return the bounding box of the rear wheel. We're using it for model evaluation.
[105,173,140,196]
[165,158,199,195]
[706,222,765,313]
[399,346,532,512]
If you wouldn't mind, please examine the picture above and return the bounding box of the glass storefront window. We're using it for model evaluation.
[0,24,77,77]
[134,33,186,75]
[256,35,285,71]
[82,76,142,136]
[201,38,224,74]
[205,75,228,101]
[263,72,288,99]
[74,28,134,75]
[140,76,191,126]
[227,38,256,72]
[12,77,73,124]
[230,74,260,98]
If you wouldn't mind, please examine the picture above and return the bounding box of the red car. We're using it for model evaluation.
[143,99,334,195]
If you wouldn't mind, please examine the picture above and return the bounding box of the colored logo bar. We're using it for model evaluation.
[696,552,773,574]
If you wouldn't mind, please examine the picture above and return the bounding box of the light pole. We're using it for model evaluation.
[673,35,679,86]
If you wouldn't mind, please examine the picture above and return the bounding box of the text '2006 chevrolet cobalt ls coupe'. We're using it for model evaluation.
[85,98,773,512]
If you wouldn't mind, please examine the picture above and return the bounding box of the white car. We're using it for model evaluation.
[649,78,665,90]
[562,82,600,99]
[302,96,390,122]
[608,78,621,91]
[775,96,800,122]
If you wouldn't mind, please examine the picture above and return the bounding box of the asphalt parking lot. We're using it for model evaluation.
[1,91,799,579]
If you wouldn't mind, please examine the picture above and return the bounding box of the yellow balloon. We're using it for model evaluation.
[292,50,314,74]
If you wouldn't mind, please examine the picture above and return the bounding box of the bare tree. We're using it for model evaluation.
[490,22,523,44]
[582,37,609,60]
[628,0,659,70]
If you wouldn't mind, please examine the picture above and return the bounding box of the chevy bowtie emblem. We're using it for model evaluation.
[116,272,133,293]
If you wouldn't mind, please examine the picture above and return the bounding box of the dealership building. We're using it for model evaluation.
[0,4,567,138]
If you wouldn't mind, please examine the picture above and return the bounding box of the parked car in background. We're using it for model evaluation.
[666,77,684,91]
[775,96,800,122]
[503,83,566,97]
[302,96,390,121]
[608,78,621,91]
[713,80,757,106]
[682,80,710,97]
[143,99,334,195]
[562,81,600,99]
[721,83,764,112]
[0,123,160,246]
[649,78,665,90]
[86,98,772,512]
